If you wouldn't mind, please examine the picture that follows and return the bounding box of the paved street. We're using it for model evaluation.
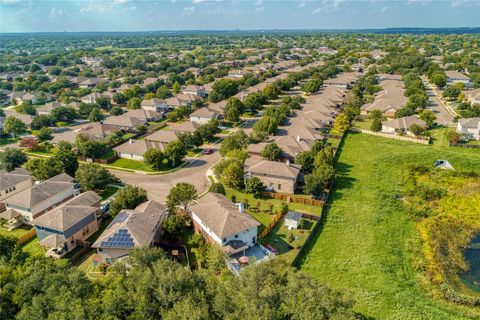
[422,77,456,127]
[111,147,220,202]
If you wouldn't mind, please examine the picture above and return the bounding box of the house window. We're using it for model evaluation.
[278,184,281,190]
[98,248,103,252]
[234,234,238,238]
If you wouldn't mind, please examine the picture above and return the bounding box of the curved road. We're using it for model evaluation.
[111,147,220,202]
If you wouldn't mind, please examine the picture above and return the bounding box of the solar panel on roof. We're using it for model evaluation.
[100,228,135,248]
[112,213,128,224]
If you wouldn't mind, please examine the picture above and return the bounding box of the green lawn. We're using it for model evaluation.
[225,187,321,234]
[0,137,17,146]
[0,225,33,239]
[21,237,44,257]
[261,218,313,263]
[99,149,115,160]
[108,158,177,172]
[99,185,120,200]
[297,132,480,319]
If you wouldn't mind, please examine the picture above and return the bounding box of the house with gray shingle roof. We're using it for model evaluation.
[0,168,33,212]
[33,191,101,257]
[4,173,78,224]
[382,116,427,136]
[457,117,480,141]
[93,200,167,264]
[114,139,166,161]
[189,192,260,254]
[244,158,301,194]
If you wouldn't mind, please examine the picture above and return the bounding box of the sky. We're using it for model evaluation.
[0,0,479,33]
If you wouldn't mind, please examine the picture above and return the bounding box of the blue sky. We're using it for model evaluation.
[0,0,479,33]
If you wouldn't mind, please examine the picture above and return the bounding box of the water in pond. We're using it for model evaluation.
[460,235,480,292]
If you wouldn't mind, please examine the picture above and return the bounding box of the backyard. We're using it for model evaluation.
[297,132,480,319]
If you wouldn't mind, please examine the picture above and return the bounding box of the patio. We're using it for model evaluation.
[227,244,273,275]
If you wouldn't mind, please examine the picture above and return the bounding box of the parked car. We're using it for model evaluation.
[264,244,278,254]
[202,148,213,155]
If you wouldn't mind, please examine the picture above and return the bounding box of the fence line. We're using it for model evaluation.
[259,191,324,207]
[17,228,36,246]
[350,128,430,144]
[449,142,480,149]
[258,210,284,240]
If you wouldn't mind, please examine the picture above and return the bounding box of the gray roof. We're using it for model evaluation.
[144,130,180,144]
[93,200,166,249]
[244,158,301,179]
[114,139,166,157]
[4,173,75,209]
[383,116,427,130]
[0,168,31,190]
[458,117,480,128]
[32,191,101,231]
[189,193,260,239]
[285,210,302,222]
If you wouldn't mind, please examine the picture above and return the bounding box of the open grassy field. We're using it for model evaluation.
[297,132,480,319]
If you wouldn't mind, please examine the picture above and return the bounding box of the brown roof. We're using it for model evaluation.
[32,191,101,231]
[383,116,427,130]
[144,130,180,144]
[93,200,166,248]
[0,168,31,190]
[4,173,75,209]
[114,139,166,157]
[190,107,219,118]
[189,193,260,239]
[168,121,201,133]
[244,158,301,179]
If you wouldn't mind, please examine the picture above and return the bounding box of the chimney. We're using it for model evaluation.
[296,135,301,142]
[129,139,134,144]
[237,202,245,213]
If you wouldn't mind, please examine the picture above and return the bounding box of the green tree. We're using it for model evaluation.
[419,109,436,128]
[163,214,186,239]
[54,142,79,176]
[409,123,425,137]
[25,157,63,181]
[262,84,281,100]
[224,97,244,123]
[304,164,335,197]
[110,106,124,116]
[30,115,53,130]
[75,163,118,192]
[110,185,148,215]
[222,162,244,189]
[260,142,282,161]
[166,183,198,213]
[209,78,239,102]
[370,117,382,132]
[0,148,27,171]
[172,81,181,94]
[88,108,104,122]
[208,182,226,195]
[302,79,322,95]
[144,148,165,170]
[369,109,383,120]
[3,116,27,138]
[165,140,186,166]
[35,127,53,142]
[245,177,264,196]
[127,97,141,110]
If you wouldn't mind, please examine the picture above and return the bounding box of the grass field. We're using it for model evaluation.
[297,132,480,319]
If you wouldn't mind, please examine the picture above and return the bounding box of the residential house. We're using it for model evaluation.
[4,173,78,224]
[244,158,301,194]
[189,107,221,124]
[92,200,167,264]
[81,92,105,104]
[361,74,408,118]
[446,71,471,87]
[228,69,248,79]
[189,192,260,254]
[144,130,181,144]
[382,116,427,136]
[37,101,64,115]
[168,121,202,134]
[457,117,480,141]
[33,191,101,257]
[0,168,33,212]
[182,85,207,97]
[78,77,108,89]
[52,123,118,144]
[323,72,360,89]
[166,94,201,108]
[114,139,166,161]
[141,98,169,113]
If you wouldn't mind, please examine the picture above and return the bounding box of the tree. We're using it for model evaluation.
[75,163,118,192]
[88,108,104,122]
[370,117,382,132]
[409,123,425,137]
[222,162,244,189]
[166,183,198,213]
[31,115,53,130]
[224,97,244,123]
[332,113,349,132]
[165,140,186,166]
[219,130,249,156]
[260,142,282,161]
[419,109,436,128]
[110,106,124,116]
[172,81,181,94]
[127,97,141,110]
[245,177,264,196]
[0,148,27,171]
[3,116,27,138]
[262,84,281,100]
[431,72,447,88]
[244,92,267,111]
[304,164,335,197]
[302,79,322,95]
[209,79,239,102]
[50,106,77,122]
[295,151,315,174]
[369,109,383,120]
[208,182,226,195]
[25,157,63,180]
[110,185,148,215]
[35,127,53,142]
[163,214,186,239]
[144,148,165,170]
[75,134,107,159]
[54,143,79,176]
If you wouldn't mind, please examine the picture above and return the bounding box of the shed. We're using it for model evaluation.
[285,211,302,230]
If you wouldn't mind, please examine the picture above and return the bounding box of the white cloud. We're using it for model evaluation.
[113,0,129,4]
[255,0,263,5]
[311,7,322,14]
[49,7,63,18]
[183,5,195,16]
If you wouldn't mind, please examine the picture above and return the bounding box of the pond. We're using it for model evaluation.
[460,235,480,292]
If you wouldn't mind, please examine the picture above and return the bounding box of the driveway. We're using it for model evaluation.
[111,147,220,202]
[422,77,456,127]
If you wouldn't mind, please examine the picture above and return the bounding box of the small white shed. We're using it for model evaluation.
[284,211,302,230]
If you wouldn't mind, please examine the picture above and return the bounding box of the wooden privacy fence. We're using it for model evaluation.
[449,142,480,149]
[259,211,284,240]
[350,128,430,145]
[17,228,36,246]
[259,191,324,207]
[69,241,92,265]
